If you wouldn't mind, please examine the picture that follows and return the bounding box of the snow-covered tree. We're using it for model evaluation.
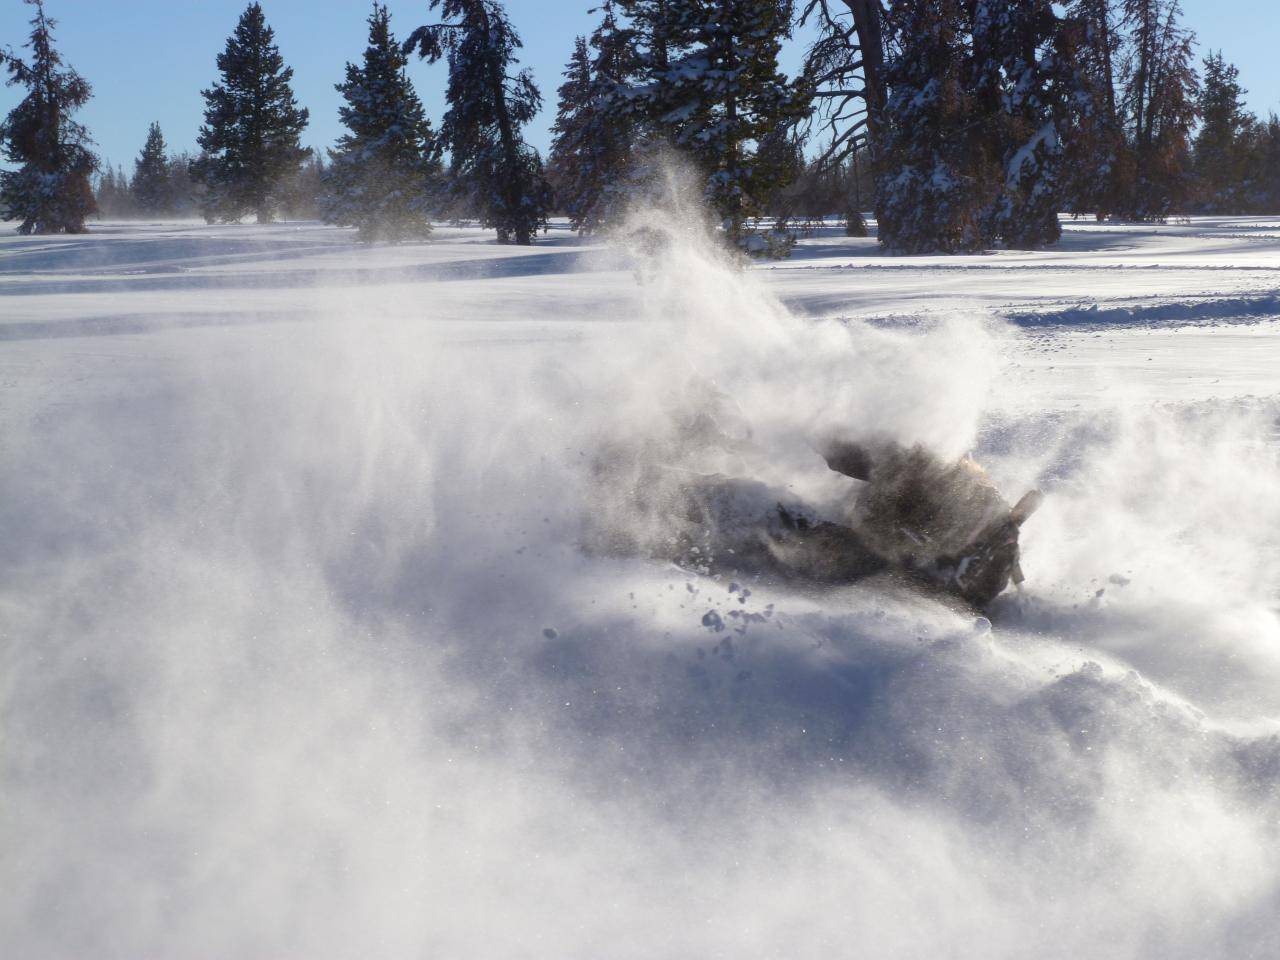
[131,122,173,215]
[191,2,310,224]
[321,4,441,242]
[0,0,97,234]
[875,0,982,252]
[547,3,642,233]
[972,0,1079,248]
[405,0,549,244]
[618,0,801,241]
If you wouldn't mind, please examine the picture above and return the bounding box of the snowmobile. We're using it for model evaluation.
[588,406,1041,609]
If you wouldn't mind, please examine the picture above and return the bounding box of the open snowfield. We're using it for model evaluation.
[3,213,1280,958]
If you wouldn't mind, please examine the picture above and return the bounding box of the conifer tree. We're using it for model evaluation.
[0,0,97,233]
[1259,114,1280,213]
[548,37,595,226]
[616,0,800,242]
[191,2,310,224]
[1193,52,1255,212]
[131,122,173,215]
[405,0,549,244]
[321,4,441,242]
[548,3,642,233]
[167,151,201,216]
[282,153,325,219]
[875,0,981,252]
[1120,0,1198,218]
[94,165,133,219]
[972,0,1079,248]
[1063,0,1130,219]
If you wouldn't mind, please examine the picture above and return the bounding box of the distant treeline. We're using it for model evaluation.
[4,0,1279,252]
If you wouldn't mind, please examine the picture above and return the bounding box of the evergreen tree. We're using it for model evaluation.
[321,4,441,242]
[0,0,97,234]
[1258,114,1280,213]
[875,0,981,252]
[282,152,325,220]
[1193,51,1254,211]
[547,4,642,233]
[405,0,549,244]
[167,151,201,217]
[191,2,310,224]
[131,122,173,215]
[548,37,596,226]
[1120,0,1198,218]
[972,0,1079,248]
[1063,0,1131,219]
[94,164,133,219]
[623,0,801,241]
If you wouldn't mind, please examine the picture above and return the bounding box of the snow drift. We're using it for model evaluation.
[2,212,1280,959]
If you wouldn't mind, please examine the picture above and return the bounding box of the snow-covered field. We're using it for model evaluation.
[3,214,1279,958]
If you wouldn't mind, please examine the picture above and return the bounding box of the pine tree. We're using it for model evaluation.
[1063,0,1131,219]
[0,0,97,234]
[1193,51,1254,212]
[972,0,1079,248]
[191,2,310,224]
[548,37,595,226]
[167,151,201,216]
[1259,114,1280,213]
[280,152,325,219]
[131,122,173,215]
[93,164,128,219]
[547,4,642,233]
[628,0,801,241]
[405,0,549,245]
[875,0,981,252]
[321,4,441,242]
[1120,0,1199,218]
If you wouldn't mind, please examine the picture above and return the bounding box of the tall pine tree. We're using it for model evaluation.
[972,0,1079,248]
[547,3,642,234]
[321,4,441,242]
[875,0,981,252]
[1193,52,1254,212]
[1063,0,1130,219]
[1258,114,1280,213]
[619,0,800,242]
[191,2,310,224]
[131,122,173,216]
[548,37,596,227]
[0,0,97,234]
[1120,0,1198,218]
[405,0,549,244]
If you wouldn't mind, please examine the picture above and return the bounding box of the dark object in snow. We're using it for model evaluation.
[590,423,1041,609]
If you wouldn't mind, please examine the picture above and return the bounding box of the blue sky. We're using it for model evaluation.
[2,0,1277,173]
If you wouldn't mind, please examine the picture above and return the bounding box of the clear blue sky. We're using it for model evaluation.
[2,0,1277,174]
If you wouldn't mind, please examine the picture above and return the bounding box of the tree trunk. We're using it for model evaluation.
[844,0,886,140]
[480,8,531,245]
[844,0,885,234]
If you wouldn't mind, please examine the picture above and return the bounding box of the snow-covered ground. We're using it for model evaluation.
[2,214,1279,958]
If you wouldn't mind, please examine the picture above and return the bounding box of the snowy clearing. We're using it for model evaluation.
[3,215,1280,958]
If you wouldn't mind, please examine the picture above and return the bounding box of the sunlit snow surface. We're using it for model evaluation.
[2,215,1280,958]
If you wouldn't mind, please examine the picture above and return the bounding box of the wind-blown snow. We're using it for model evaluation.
[2,213,1279,958]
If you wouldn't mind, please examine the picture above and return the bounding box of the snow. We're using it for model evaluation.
[2,213,1280,957]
